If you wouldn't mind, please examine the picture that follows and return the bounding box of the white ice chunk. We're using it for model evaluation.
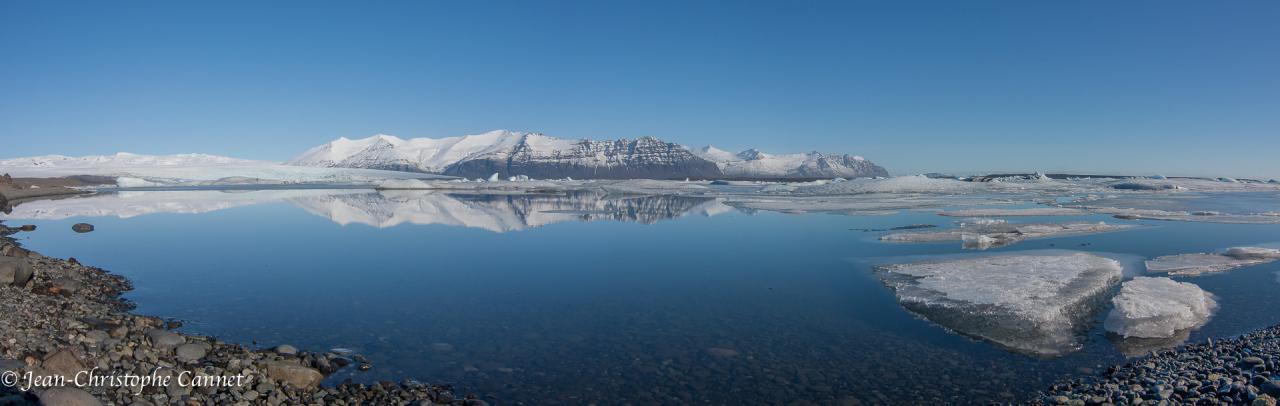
[1145,247,1280,276]
[875,252,1123,356]
[1104,277,1216,339]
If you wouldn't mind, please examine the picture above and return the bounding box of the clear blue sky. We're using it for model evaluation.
[2,1,1277,177]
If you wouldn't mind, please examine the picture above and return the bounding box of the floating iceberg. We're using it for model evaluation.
[875,252,1122,356]
[1104,277,1216,339]
[881,222,1134,250]
[1145,247,1280,276]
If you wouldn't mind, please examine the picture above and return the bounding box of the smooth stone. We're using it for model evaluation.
[265,361,323,388]
[275,345,298,356]
[0,256,33,286]
[71,223,94,233]
[39,387,102,406]
[82,330,109,345]
[175,343,208,362]
[145,329,185,349]
[1262,380,1280,396]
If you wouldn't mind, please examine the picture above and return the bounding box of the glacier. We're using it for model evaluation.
[874,252,1123,356]
[1104,277,1216,339]
[0,153,442,186]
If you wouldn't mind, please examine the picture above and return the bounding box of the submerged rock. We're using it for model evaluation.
[875,252,1122,356]
[1104,277,1216,339]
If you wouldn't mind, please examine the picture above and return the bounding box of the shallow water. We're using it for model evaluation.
[7,189,1280,404]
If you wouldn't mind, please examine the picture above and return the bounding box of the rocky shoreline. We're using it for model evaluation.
[1037,326,1280,406]
[0,222,486,406]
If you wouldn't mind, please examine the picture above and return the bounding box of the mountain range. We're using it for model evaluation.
[288,130,888,180]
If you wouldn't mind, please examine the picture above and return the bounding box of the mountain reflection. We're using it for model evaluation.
[2,189,736,232]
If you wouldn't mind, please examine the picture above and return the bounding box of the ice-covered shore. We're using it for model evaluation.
[875,252,1123,356]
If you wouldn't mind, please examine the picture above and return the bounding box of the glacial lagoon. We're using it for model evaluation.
[6,188,1280,404]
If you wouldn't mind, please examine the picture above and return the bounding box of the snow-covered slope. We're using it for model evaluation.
[287,131,533,173]
[0,153,442,186]
[290,130,887,180]
[693,146,889,179]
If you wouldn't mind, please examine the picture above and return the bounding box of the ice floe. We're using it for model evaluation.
[1093,207,1280,224]
[1145,247,1280,276]
[936,207,1089,217]
[1104,277,1216,339]
[874,252,1123,356]
[880,222,1134,249]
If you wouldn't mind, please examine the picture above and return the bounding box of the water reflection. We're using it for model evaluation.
[2,189,736,232]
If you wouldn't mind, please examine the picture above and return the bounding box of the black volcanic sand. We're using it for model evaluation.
[0,222,487,406]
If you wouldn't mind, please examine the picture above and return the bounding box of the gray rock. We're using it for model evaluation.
[0,256,33,286]
[145,329,184,349]
[40,350,84,378]
[38,387,101,406]
[49,278,83,295]
[275,344,298,355]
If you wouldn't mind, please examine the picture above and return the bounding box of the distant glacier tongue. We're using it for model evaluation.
[875,252,1123,357]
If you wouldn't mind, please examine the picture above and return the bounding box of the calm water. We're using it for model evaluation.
[7,190,1280,404]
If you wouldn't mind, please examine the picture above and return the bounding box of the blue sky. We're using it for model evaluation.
[2,1,1277,177]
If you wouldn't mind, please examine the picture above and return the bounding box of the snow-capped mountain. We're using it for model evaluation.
[289,130,887,180]
[692,146,889,179]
